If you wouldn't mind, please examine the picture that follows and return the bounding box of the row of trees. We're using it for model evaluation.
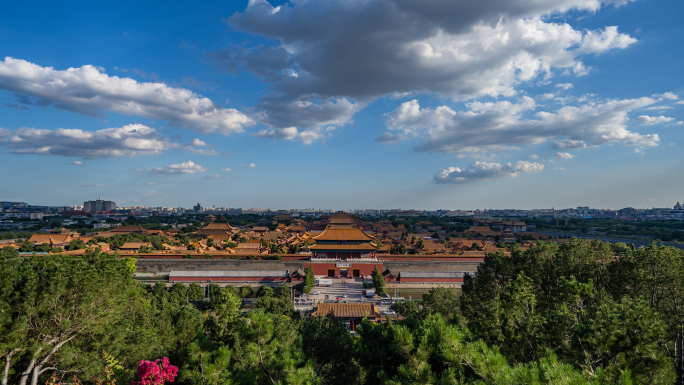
[2,239,683,384]
[457,239,684,384]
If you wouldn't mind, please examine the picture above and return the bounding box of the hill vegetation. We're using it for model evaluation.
[1,239,683,384]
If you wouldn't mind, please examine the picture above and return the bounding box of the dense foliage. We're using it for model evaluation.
[1,239,683,384]
[461,239,684,384]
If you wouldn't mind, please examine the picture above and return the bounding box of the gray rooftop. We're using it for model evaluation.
[170,270,289,277]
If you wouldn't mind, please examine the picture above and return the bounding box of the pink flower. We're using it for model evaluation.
[131,357,178,385]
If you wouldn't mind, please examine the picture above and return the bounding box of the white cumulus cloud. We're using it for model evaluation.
[553,139,589,149]
[218,0,637,132]
[0,57,254,135]
[184,138,219,155]
[255,126,328,144]
[576,26,637,54]
[381,96,659,157]
[635,115,675,125]
[555,152,575,159]
[140,161,207,174]
[0,124,172,158]
[652,92,678,101]
[434,160,544,184]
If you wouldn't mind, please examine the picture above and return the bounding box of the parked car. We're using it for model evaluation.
[311,291,320,295]
[383,311,396,315]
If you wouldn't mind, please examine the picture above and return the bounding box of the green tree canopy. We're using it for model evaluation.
[0,252,168,385]
[66,239,87,251]
[371,265,386,296]
[257,285,274,298]
[303,266,315,294]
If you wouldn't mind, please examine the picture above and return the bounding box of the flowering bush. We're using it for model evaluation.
[131,357,178,385]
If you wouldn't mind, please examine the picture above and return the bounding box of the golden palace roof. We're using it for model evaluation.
[200,222,236,231]
[329,212,354,224]
[309,243,378,251]
[29,234,73,245]
[312,227,375,242]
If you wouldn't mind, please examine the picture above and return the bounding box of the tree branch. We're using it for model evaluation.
[256,323,276,385]
[2,348,21,385]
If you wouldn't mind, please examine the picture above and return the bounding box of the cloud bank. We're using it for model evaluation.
[184,138,219,155]
[0,124,171,158]
[0,57,254,134]
[635,115,675,125]
[555,152,575,159]
[221,0,637,134]
[435,161,544,184]
[140,161,207,174]
[382,96,659,157]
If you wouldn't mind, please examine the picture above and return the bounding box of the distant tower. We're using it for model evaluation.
[193,203,203,213]
[675,202,683,210]
[84,198,116,212]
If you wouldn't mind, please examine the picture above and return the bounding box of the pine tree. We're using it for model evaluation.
[372,265,386,296]
[303,266,315,294]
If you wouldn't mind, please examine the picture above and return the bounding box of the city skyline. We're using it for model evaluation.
[4,198,684,214]
[1,0,683,210]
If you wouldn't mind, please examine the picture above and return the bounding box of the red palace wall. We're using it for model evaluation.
[378,255,485,262]
[169,276,289,282]
[307,262,383,277]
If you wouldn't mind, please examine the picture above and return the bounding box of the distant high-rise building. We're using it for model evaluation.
[193,203,203,213]
[675,202,683,210]
[84,198,116,212]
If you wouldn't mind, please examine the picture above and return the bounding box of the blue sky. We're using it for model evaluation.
[0,0,682,210]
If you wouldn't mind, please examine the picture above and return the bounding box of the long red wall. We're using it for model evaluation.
[378,255,484,262]
[113,252,484,262]
[169,276,288,282]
